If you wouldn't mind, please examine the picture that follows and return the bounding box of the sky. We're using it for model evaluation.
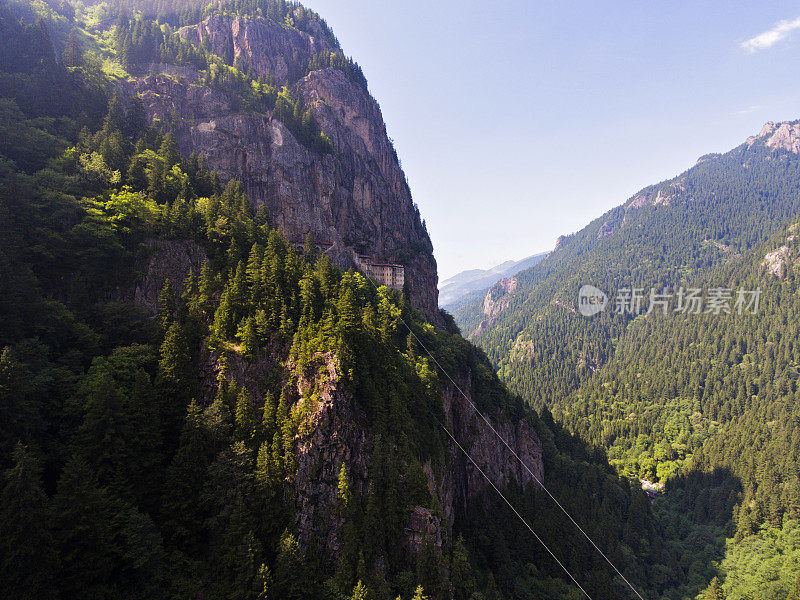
[299,1,800,280]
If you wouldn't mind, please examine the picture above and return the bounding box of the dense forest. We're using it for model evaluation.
[0,1,709,599]
[453,103,800,595]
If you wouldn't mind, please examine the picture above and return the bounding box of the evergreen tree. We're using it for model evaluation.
[0,445,59,600]
[62,29,83,68]
[240,315,258,358]
[161,400,211,552]
[704,577,725,600]
[53,455,167,599]
[159,128,180,164]
[213,287,235,342]
[157,321,196,442]
[350,580,369,600]
[450,536,477,600]
[337,463,351,513]
[255,440,272,490]
[159,278,177,331]
[273,530,306,600]
[235,386,257,445]
[261,391,277,440]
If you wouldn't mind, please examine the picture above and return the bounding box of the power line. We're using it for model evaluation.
[401,316,647,600]
[360,276,646,600]
[438,418,593,599]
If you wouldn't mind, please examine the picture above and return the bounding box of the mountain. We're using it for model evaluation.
[453,119,800,597]
[0,1,678,600]
[124,11,440,320]
[438,252,548,308]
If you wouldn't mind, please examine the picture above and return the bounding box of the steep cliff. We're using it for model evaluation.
[125,14,439,319]
[134,232,543,573]
[291,353,543,564]
[0,2,666,599]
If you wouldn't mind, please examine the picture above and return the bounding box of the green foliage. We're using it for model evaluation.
[0,3,708,600]
[454,120,800,597]
[0,445,59,600]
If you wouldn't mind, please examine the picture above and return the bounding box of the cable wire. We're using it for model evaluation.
[438,418,593,599]
[361,276,647,600]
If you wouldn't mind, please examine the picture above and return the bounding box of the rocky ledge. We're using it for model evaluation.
[126,15,440,320]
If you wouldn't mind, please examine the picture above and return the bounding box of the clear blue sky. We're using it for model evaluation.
[300,0,800,279]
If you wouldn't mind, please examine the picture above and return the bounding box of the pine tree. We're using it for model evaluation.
[235,386,256,444]
[415,538,444,600]
[230,261,247,314]
[159,278,176,331]
[0,347,38,465]
[704,577,724,600]
[411,585,428,600]
[281,394,296,476]
[212,287,234,342]
[337,463,352,513]
[74,369,135,494]
[157,321,196,443]
[304,232,316,259]
[450,536,476,600]
[0,445,59,600]
[62,29,83,68]
[261,391,277,440]
[240,315,258,358]
[159,132,181,169]
[53,455,167,599]
[255,440,272,489]
[273,530,306,600]
[161,400,210,551]
[270,432,284,481]
[350,580,369,600]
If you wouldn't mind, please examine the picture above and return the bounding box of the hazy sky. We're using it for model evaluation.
[299,1,800,279]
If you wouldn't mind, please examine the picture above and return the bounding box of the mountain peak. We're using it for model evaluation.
[748,120,800,155]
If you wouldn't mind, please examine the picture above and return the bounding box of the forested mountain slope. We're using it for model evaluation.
[453,120,800,597]
[0,1,692,599]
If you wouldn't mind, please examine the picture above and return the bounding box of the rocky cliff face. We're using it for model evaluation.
[131,177,540,573]
[125,15,440,320]
[749,120,800,155]
[179,14,334,86]
[468,277,519,338]
[291,353,542,564]
[120,14,544,578]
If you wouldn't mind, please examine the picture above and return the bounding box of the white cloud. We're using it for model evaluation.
[741,16,800,52]
[732,105,759,116]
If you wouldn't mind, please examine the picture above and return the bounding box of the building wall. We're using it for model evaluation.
[355,255,404,290]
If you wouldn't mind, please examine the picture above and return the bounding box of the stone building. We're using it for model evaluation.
[355,254,404,290]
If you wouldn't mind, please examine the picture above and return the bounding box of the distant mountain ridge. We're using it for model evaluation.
[450,118,800,597]
[439,252,548,307]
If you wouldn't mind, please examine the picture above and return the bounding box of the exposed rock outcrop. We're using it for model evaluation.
[438,375,543,527]
[290,353,542,566]
[628,178,686,210]
[133,239,207,312]
[748,120,800,155]
[764,245,793,278]
[126,17,439,320]
[470,277,519,338]
[179,14,335,87]
[483,277,517,317]
[762,224,799,278]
